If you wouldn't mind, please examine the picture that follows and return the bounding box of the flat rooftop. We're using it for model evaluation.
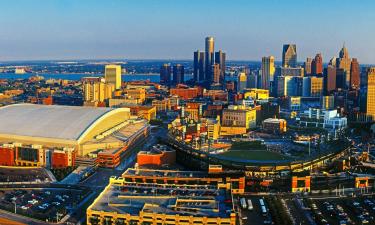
[87,121,148,155]
[122,168,209,179]
[89,182,232,218]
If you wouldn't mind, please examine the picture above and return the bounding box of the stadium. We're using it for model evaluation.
[0,104,149,168]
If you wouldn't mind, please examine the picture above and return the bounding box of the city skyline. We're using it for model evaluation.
[0,0,374,63]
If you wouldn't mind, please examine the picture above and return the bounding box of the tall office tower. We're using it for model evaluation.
[205,37,215,82]
[173,64,184,85]
[324,65,336,94]
[215,50,226,84]
[261,56,275,90]
[366,67,375,118]
[212,63,221,84]
[350,58,360,89]
[336,44,351,88]
[312,53,323,75]
[336,68,346,89]
[237,72,247,92]
[160,63,171,85]
[304,57,312,76]
[303,76,323,97]
[105,65,122,89]
[193,50,205,82]
[329,57,337,67]
[276,76,303,97]
[282,44,297,68]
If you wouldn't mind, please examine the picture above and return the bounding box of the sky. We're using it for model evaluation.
[0,0,374,63]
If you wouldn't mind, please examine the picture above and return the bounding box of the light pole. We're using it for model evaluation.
[13,201,16,214]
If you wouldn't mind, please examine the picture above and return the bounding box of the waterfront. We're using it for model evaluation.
[0,73,194,82]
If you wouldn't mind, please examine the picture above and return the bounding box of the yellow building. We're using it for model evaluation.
[261,56,275,89]
[310,76,323,97]
[105,65,122,90]
[222,105,256,129]
[83,77,115,104]
[87,168,237,225]
[128,105,157,121]
[152,98,171,112]
[202,117,220,140]
[243,88,269,100]
[367,67,375,118]
[125,88,146,103]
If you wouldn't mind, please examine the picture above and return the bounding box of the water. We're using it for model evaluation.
[0,73,162,82]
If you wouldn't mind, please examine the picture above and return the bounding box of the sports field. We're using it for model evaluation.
[219,141,292,161]
[220,149,291,161]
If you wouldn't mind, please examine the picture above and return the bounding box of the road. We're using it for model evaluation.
[1,126,164,225]
[65,125,164,224]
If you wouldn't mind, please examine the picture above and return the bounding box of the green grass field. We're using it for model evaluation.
[220,149,291,161]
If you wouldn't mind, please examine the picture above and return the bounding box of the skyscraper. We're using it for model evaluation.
[282,44,297,68]
[104,64,122,89]
[366,67,375,118]
[304,57,312,76]
[193,50,205,82]
[237,72,247,92]
[312,53,323,75]
[336,44,351,88]
[261,56,275,90]
[215,50,226,84]
[212,63,221,84]
[350,58,360,89]
[173,64,184,85]
[205,37,215,82]
[160,63,171,85]
[324,65,336,94]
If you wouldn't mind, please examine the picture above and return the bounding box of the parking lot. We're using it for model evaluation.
[0,167,53,183]
[238,195,291,225]
[0,188,90,222]
[304,195,375,225]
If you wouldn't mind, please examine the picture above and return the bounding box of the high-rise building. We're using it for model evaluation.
[193,50,205,82]
[83,77,115,104]
[275,67,304,77]
[336,68,346,89]
[237,72,247,92]
[261,56,275,90]
[205,37,215,82]
[304,57,312,76]
[324,65,336,94]
[212,63,221,84]
[336,45,351,88]
[303,76,323,97]
[276,76,303,97]
[282,44,297,68]
[329,57,337,67]
[160,64,171,85]
[173,64,184,85]
[105,65,122,89]
[312,53,323,75]
[215,50,226,84]
[350,58,360,89]
[366,67,375,118]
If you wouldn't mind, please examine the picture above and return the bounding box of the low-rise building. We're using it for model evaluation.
[262,118,287,134]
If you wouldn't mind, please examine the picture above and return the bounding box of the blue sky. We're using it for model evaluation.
[0,0,374,63]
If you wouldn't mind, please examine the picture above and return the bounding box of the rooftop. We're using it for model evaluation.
[0,104,123,141]
[89,182,232,218]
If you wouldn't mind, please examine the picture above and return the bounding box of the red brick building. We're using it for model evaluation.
[0,147,15,166]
